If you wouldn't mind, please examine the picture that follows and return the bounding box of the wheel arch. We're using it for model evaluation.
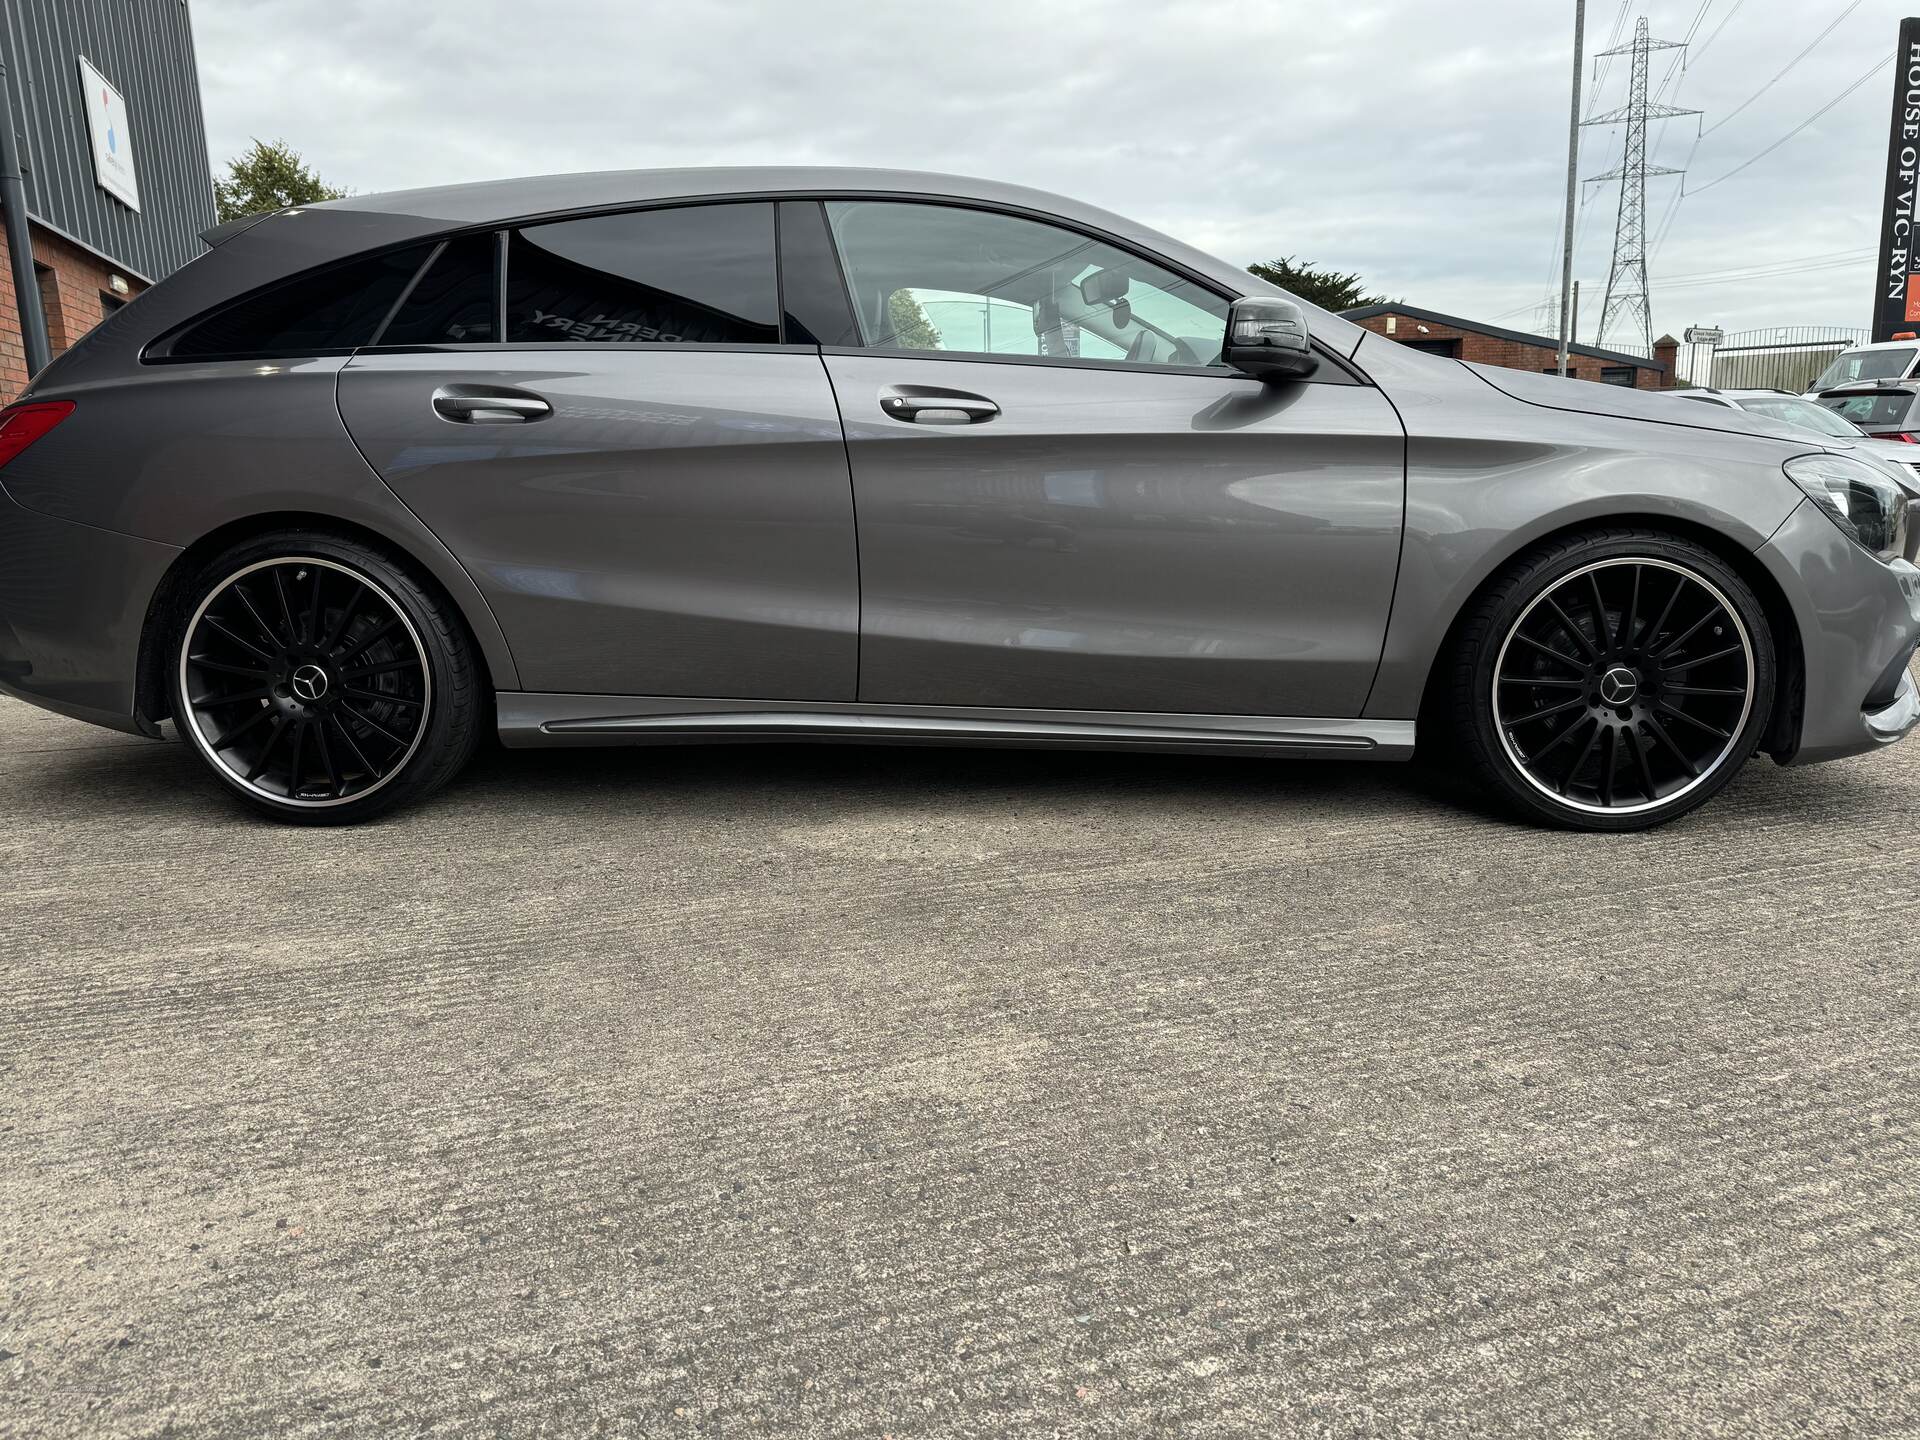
[1410,512,1803,762]
[135,509,517,734]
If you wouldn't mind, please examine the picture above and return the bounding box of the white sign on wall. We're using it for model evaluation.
[78,56,139,212]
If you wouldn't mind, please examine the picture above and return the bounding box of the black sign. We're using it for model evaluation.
[1874,19,1920,341]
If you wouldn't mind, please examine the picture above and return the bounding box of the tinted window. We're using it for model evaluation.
[167,244,431,359]
[1819,391,1920,429]
[824,200,1229,368]
[505,203,778,345]
[376,233,497,346]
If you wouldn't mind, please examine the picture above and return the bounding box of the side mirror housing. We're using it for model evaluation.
[1223,297,1318,382]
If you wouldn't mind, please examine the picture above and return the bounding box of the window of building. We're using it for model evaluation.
[374,233,497,346]
[163,244,434,359]
[1401,337,1461,358]
[1600,366,1638,387]
[504,203,779,345]
[823,200,1229,368]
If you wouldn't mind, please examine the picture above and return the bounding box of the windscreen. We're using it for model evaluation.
[1811,347,1915,390]
[1736,397,1865,439]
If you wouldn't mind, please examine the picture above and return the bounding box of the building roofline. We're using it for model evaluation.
[1340,303,1666,371]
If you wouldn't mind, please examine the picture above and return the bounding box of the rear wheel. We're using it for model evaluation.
[1450,529,1775,831]
[168,531,481,824]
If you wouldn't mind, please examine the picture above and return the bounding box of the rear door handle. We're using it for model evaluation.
[432,384,552,425]
[878,386,1000,426]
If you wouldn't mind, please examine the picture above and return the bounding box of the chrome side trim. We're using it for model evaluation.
[496,693,1416,760]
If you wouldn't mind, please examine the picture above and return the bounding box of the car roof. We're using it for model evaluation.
[301,165,1363,352]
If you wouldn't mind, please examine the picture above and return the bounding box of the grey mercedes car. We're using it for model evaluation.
[2,168,1917,830]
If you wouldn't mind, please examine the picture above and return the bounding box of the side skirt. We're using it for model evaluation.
[497,694,1416,761]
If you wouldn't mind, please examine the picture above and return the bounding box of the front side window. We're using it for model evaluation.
[504,203,778,345]
[166,244,433,359]
[824,201,1229,368]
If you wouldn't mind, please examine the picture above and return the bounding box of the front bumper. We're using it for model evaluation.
[0,482,179,736]
[1759,498,1920,764]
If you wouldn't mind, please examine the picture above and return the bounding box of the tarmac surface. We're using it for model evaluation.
[3,690,1917,1437]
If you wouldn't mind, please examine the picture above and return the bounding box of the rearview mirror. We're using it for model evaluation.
[1223,297,1317,382]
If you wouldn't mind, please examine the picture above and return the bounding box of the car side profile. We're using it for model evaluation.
[1,167,1917,830]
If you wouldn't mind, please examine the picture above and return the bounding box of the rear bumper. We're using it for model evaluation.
[0,483,179,736]
[1759,499,1920,765]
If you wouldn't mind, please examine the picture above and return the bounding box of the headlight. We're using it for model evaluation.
[1784,454,1911,563]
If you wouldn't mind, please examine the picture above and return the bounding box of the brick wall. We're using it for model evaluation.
[0,214,147,399]
[1351,312,1667,390]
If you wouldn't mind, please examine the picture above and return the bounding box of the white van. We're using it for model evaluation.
[1808,339,1920,394]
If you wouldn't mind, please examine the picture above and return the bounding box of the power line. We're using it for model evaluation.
[1657,247,1871,283]
[1701,0,1863,137]
[1687,49,1895,195]
[1688,0,1750,66]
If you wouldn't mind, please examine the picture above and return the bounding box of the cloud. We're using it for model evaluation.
[193,0,1893,340]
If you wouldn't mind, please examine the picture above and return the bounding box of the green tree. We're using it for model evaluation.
[1245,256,1389,313]
[887,289,941,349]
[212,139,347,224]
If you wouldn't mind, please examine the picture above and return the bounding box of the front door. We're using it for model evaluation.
[817,200,1405,717]
[337,203,858,700]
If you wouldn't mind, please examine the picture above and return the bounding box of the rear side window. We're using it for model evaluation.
[165,244,432,359]
[504,203,778,345]
[1818,391,1920,429]
[375,233,497,346]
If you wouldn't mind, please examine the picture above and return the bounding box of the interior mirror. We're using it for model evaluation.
[1078,268,1129,306]
[1223,296,1317,382]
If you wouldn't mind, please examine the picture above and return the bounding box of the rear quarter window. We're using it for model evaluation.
[161,244,434,360]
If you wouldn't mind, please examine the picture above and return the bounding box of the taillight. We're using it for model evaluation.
[1888,432,1920,444]
[0,400,75,469]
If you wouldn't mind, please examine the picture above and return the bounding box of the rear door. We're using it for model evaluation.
[337,203,858,700]
[814,199,1405,718]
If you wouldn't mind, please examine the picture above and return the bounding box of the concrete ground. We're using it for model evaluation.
[2,690,1917,1440]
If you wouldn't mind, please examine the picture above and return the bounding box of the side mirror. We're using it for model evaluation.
[1223,297,1317,382]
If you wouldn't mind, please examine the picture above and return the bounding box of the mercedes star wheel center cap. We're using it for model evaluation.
[290,663,330,703]
[1599,666,1639,707]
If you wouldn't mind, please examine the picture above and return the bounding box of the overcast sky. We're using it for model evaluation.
[192,0,1898,348]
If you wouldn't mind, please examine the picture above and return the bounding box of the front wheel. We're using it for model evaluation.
[168,531,482,824]
[1449,529,1776,831]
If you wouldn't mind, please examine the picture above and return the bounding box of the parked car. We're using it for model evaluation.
[1812,380,1920,445]
[1677,387,1920,502]
[2,168,1917,830]
[1806,340,1920,393]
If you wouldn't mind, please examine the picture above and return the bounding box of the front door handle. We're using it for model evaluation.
[878,386,1000,426]
[431,384,553,425]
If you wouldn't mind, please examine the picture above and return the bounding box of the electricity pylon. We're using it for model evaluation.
[1582,17,1696,356]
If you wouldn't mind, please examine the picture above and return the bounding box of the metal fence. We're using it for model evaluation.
[1676,326,1870,393]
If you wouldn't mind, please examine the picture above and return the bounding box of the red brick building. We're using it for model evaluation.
[1343,304,1676,390]
[0,222,146,399]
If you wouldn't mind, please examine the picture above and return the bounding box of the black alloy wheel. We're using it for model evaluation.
[171,534,480,823]
[1452,530,1775,831]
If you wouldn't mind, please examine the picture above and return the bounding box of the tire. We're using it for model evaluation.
[167,529,482,825]
[1448,527,1776,832]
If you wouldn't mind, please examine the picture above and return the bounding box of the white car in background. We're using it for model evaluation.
[1676,387,1920,498]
